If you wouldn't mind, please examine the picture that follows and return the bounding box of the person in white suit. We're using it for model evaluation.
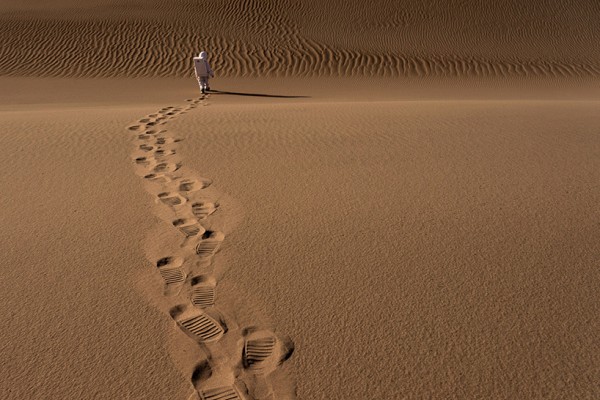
[193,51,214,94]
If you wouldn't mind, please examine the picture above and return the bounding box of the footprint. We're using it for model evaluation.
[191,201,219,220]
[139,144,154,152]
[155,137,180,145]
[128,125,142,131]
[158,192,187,207]
[156,257,186,296]
[197,387,244,400]
[243,329,295,374]
[137,134,152,141]
[195,231,225,258]
[144,173,172,184]
[154,148,176,158]
[173,218,205,237]
[140,118,150,123]
[179,178,211,193]
[191,279,216,309]
[171,306,225,343]
[153,162,180,173]
[134,156,153,166]
[190,361,213,395]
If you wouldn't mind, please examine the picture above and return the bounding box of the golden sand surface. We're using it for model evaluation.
[1,1,599,399]
[172,97,600,399]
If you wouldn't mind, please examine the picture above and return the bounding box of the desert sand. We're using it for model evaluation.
[1,1,600,399]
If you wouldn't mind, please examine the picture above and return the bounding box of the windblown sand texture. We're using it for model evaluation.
[1,1,600,399]
[1,0,600,78]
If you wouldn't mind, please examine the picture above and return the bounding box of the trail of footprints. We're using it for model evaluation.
[126,97,294,399]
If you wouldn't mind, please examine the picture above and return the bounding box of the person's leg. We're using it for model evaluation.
[200,76,209,93]
[198,77,204,94]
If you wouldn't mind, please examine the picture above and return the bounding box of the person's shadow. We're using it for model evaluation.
[208,89,309,99]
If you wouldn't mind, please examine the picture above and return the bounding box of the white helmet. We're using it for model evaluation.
[199,51,207,59]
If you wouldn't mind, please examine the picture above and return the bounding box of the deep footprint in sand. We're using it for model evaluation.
[195,231,225,258]
[171,306,225,343]
[139,144,154,152]
[153,162,181,173]
[153,148,177,159]
[134,156,156,166]
[137,133,153,141]
[173,218,205,238]
[158,192,187,207]
[155,137,181,146]
[156,257,186,296]
[242,329,294,374]
[179,178,212,193]
[197,386,245,400]
[243,336,276,372]
[190,278,216,309]
[144,173,172,184]
[191,201,219,220]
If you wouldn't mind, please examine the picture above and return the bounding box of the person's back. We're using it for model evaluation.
[193,51,214,94]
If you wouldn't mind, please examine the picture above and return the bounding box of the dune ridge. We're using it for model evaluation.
[1,0,599,79]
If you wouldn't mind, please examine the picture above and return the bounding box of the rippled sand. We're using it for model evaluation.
[1,1,600,399]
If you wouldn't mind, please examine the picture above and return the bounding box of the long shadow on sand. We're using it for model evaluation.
[208,89,309,99]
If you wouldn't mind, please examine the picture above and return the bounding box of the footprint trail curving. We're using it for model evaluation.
[125,96,295,399]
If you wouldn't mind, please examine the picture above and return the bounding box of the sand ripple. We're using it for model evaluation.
[1,1,599,78]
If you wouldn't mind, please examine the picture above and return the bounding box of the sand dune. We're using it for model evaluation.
[2,0,600,399]
[1,1,599,78]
